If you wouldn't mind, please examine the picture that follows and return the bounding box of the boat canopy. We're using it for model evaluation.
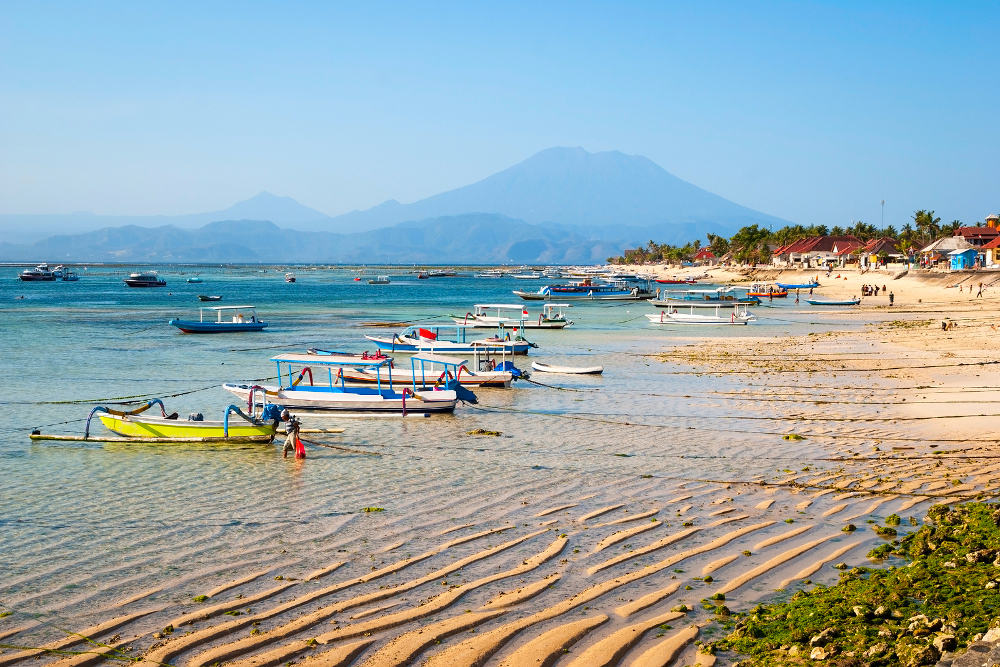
[205,305,257,311]
[271,353,390,367]
[473,303,530,310]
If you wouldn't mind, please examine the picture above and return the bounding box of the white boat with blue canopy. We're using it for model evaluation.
[649,287,759,306]
[365,324,536,355]
[451,303,573,329]
[646,302,756,325]
[222,353,474,414]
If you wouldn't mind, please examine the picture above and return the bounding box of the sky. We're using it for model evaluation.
[1,1,998,231]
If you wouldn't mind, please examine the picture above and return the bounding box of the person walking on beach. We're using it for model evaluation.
[977,282,984,298]
[874,285,879,296]
[889,292,894,306]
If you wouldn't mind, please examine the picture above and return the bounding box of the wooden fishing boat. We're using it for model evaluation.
[646,302,755,325]
[29,398,283,443]
[451,303,573,329]
[745,282,788,298]
[776,280,820,289]
[338,352,523,388]
[531,361,603,375]
[805,297,860,306]
[366,324,535,355]
[169,305,267,333]
[513,279,645,301]
[654,278,697,284]
[650,288,759,305]
[223,355,473,414]
[198,295,223,301]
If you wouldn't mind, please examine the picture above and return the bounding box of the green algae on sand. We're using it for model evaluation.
[713,503,1000,665]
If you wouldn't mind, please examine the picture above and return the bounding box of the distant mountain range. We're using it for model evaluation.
[0,147,792,263]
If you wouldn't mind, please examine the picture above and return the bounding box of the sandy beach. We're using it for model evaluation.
[3,267,999,666]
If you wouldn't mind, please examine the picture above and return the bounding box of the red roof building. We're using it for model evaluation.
[954,226,1000,246]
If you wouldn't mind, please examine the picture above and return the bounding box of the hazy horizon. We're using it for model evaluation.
[3,2,998,230]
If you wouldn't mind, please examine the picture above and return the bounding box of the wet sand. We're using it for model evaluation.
[3,276,999,666]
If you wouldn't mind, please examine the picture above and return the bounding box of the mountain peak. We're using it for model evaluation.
[216,192,332,225]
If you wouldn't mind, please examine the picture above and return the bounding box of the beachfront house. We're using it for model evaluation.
[919,236,974,268]
[692,248,718,266]
[954,226,999,247]
[949,248,978,270]
[859,238,903,268]
[771,235,863,268]
[982,236,1000,267]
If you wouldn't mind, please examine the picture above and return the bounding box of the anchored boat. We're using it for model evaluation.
[805,297,860,306]
[30,398,284,444]
[124,271,167,287]
[646,302,756,325]
[366,324,535,355]
[169,305,268,333]
[223,354,474,414]
[513,279,645,301]
[452,303,573,329]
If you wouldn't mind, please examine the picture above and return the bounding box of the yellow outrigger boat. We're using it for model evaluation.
[98,398,281,442]
[29,397,283,444]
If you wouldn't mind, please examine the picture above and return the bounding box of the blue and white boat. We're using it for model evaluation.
[222,354,474,414]
[365,324,535,355]
[776,281,820,289]
[649,287,759,306]
[169,305,268,333]
[512,279,644,301]
[805,297,860,306]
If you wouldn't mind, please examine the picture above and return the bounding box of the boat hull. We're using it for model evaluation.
[775,282,820,289]
[125,280,167,287]
[449,316,570,329]
[223,383,458,413]
[18,274,56,281]
[531,362,603,374]
[169,319,268,333]
[513,289,641,301]
[805,299,860,306]
[98,414,276,442]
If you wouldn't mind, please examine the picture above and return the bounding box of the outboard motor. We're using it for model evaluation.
[187,412,204,422]
[444,378,478,404]
[494,360,528,380]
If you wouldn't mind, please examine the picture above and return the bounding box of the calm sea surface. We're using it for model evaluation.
[0,265,854,636]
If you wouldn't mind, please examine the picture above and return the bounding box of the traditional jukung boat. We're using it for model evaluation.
[654,277,698,285]
[805,297,861,306]
[451,303,573,329]
[365,324,535,355]
[745,282,788,298]
[646,302,756,325]
[187,277,203,283]
[29,398,284,443]
[649,288,759,306]
[338,352,523,388]
[530,361,603,375]
[223,355,472,414]
[513,279,644,301]
[776,280,820,289]
[169,305,268,333]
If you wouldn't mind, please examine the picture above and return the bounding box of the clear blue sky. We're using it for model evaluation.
[1,1,997,229]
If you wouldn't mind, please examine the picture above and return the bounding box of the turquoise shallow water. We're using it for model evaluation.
[0,266,868,657]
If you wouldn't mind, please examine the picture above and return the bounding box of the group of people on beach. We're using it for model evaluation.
[861,284,887,297]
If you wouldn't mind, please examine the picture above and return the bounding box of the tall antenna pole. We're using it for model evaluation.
[881,200,885,230]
